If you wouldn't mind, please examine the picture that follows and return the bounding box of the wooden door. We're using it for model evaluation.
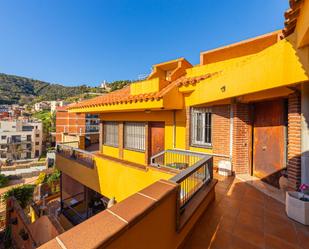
[149,122,165,158]
[253,99,286,186]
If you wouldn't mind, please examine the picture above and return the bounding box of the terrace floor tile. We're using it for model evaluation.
[183,173,309,249]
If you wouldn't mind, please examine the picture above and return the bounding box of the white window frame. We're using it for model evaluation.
[103,121,119,147]
[124,122,146,151]
[191,107,212,147]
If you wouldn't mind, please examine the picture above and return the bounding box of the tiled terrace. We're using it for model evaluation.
[184,174,309,249]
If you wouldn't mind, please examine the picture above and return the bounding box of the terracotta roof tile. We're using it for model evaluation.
[282,0,303,38]
[68,73,216,110]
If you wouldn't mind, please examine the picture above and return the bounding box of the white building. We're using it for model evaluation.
[34,101,50,112]
[50,100,65,113]
[99,80,111,91]
[35,100,66,113]
[0,120,43,161]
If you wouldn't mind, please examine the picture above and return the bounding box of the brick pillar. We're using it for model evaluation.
[232,103,251,175]
[212,105,230,169]
[287,92,301,190]
[118,122,124,159]
[185,107,190,150]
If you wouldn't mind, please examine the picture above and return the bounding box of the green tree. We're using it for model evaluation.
[2,185,35,208]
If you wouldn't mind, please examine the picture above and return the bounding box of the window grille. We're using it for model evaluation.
[104,122,119,147]
[124,122,145,151]
[191,108,212,146]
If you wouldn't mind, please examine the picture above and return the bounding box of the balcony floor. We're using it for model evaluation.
[184,173,309,249]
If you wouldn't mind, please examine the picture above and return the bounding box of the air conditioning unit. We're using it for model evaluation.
[218,160,232,176]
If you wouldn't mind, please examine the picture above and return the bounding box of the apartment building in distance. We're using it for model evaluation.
[0,120,43,162]
[0,104,25,120]
[55,106,99,149]
[0,105,10,120]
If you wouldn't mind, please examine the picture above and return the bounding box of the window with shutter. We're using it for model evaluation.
[191,108,212,146]
[124,122,145,151]
[103,122,119,147]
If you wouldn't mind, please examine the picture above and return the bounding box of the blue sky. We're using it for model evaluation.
[0,0,288,87]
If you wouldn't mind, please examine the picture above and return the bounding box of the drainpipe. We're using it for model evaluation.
[301,83,309,184]
[229,102,234,166]
[173,110,176,149]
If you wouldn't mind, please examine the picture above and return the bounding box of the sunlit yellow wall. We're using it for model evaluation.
[56,154,173,202]
[175,109,186,149]
[102,145,119,158]
[181,37,309,106]
[199,32,279,65]
[123,149,145,165]
[130,78,160,95]
[186,54,256,78]
[189,146,213,154]
[95,156,173,202]
[296,0,309,48]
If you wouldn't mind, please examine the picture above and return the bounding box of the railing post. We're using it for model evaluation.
[208,157,213,180]
[71,149,76,159]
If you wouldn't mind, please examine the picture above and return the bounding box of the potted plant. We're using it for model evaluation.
[286,184,309,225]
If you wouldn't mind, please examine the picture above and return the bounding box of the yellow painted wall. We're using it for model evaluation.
[189,146,213,154]
[296,0,309,47]
[102,145,119,158]
[199,31,279,65]
[95,156,172,202]
[123,149,145,165]
[56,154,173,202]
[185,53,256,78]
[130,78,160,95]
[181,37,309,106]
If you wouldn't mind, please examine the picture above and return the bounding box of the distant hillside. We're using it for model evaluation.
[0,73,130,105]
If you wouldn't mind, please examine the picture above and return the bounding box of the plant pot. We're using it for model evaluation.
[286,191,309,225]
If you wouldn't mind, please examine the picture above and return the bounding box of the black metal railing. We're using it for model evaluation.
[150,149,206,170]
[61,192,87,225]
[56,144,95,168]
[170,155,213,210]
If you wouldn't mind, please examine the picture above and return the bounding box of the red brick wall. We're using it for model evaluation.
[232,103,251,174]
[287,92,302,190]
[56,110,86,143]
[212,105,230,168]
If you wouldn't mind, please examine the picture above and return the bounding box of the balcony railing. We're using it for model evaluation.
[170,155,213,210]
[56,144,95,168]
[150,149,207,170]
[151,149,213,209]
[61,192,87,225]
